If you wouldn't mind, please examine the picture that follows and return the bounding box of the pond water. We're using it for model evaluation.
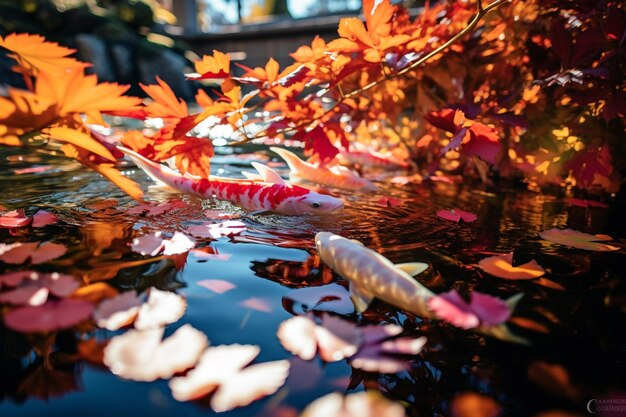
[1,145,625,417]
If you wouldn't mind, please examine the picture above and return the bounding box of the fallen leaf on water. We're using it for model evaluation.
[0,241,67,264]
[169,344,290,412]
[187,221,247,239]
[0,270,39,287]
[203,210,241,220]
[131,232,195,256]
[0,272,79,306]
[4,298,94,333]
[283,283,354,315]
[278,314,360,362]
[427,290,511,329]
[32,210,59,227]
[134,287,186,330]
[0,210,31,228]
[539,228,619,251]
[478,253,545,280]
[13,166,53,175]
[104,324,208,382]
[376,197,405,208]
[239,297,273,313]
[436,208,477,223]
[449,392,500,417]
[189,249,232,261]
[349,325,427,373]
[564,198,608,208]
[197,279,236,294]
[93,290,143,330]
[127,200,188,216]
[299,391,406,417]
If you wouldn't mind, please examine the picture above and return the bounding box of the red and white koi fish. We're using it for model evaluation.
[315,232,528,344]
[337,148,409,170]
[266,147,377,192]
[119,147,344,215]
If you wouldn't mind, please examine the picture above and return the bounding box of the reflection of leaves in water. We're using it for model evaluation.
[17,360,81,401]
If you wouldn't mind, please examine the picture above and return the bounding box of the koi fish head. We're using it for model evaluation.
[284,192,344,215]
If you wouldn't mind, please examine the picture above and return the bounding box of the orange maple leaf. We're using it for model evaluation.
[0,33,89,76]
[190,50,231,80]
[141,76,189,120]
[328,0,410,63]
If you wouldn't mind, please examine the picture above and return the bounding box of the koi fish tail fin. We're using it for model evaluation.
[481,293,531,345]
[270,147,305,177]
[117,146,190,193]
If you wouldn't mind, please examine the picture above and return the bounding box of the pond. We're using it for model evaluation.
[1,145,625,417]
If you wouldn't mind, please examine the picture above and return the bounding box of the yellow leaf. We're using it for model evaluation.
[0,33,89,75]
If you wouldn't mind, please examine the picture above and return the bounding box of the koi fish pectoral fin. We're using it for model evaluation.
[349,283,374,313]
[478,323,531,345]
[394,262,429,276]
[251,162,285,184]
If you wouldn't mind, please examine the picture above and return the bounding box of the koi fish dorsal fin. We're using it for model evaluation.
[349,283,374,313]
[270,147,308,173]
[251,162,285,184]
[241,171,263,181]
[329,165,359,179]
[394,262,429,276]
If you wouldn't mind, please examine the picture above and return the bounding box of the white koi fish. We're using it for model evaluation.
[266,147,377,192]
[118,147,344,215]
[315,232,528,344]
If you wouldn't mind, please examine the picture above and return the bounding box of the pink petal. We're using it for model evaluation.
[127,201,187,216]
[4,299,94,333]
[134,288,186,330]
[315,315,361,362]
[13,165,53,174]
[162,232,195,255]
[0,270,37,287]
[284,283,354,315]
[350,344,414,373]
[0,242,66,265]
[169,343,289,411]
[427,290,480,329]
[189,250,232,261]
[0,286,49,306]
[239,297,273,313]
[299,392,406,417]
[211,360,290,412]
[437,208,477,223]
[0,210,32,228]
[170,344,260,401]
[203,210,240,220]
[29,242,67,264]
[31,210,58,227]
[104,324,208,382]
[94,290,143,330]
[469,292,511,326]
[197,279,236,294]
[277,316,318,360]
[187,221,247,239]
[131,233,165,256]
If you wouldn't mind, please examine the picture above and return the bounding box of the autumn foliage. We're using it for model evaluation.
[1,0,625,196]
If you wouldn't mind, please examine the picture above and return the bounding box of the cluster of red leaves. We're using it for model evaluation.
[2,0,625,198]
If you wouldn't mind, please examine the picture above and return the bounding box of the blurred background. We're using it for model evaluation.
[0,0,422,99]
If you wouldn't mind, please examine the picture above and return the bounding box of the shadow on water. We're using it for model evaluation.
[1,146,625,417]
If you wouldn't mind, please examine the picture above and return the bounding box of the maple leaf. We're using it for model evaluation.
[189,50,231,80]
[328,0,410,63]
[565,145,613,189]
[0,33,89,76]
[426,108,501,164]
[141,76,189,120]
[293,125,340,163]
